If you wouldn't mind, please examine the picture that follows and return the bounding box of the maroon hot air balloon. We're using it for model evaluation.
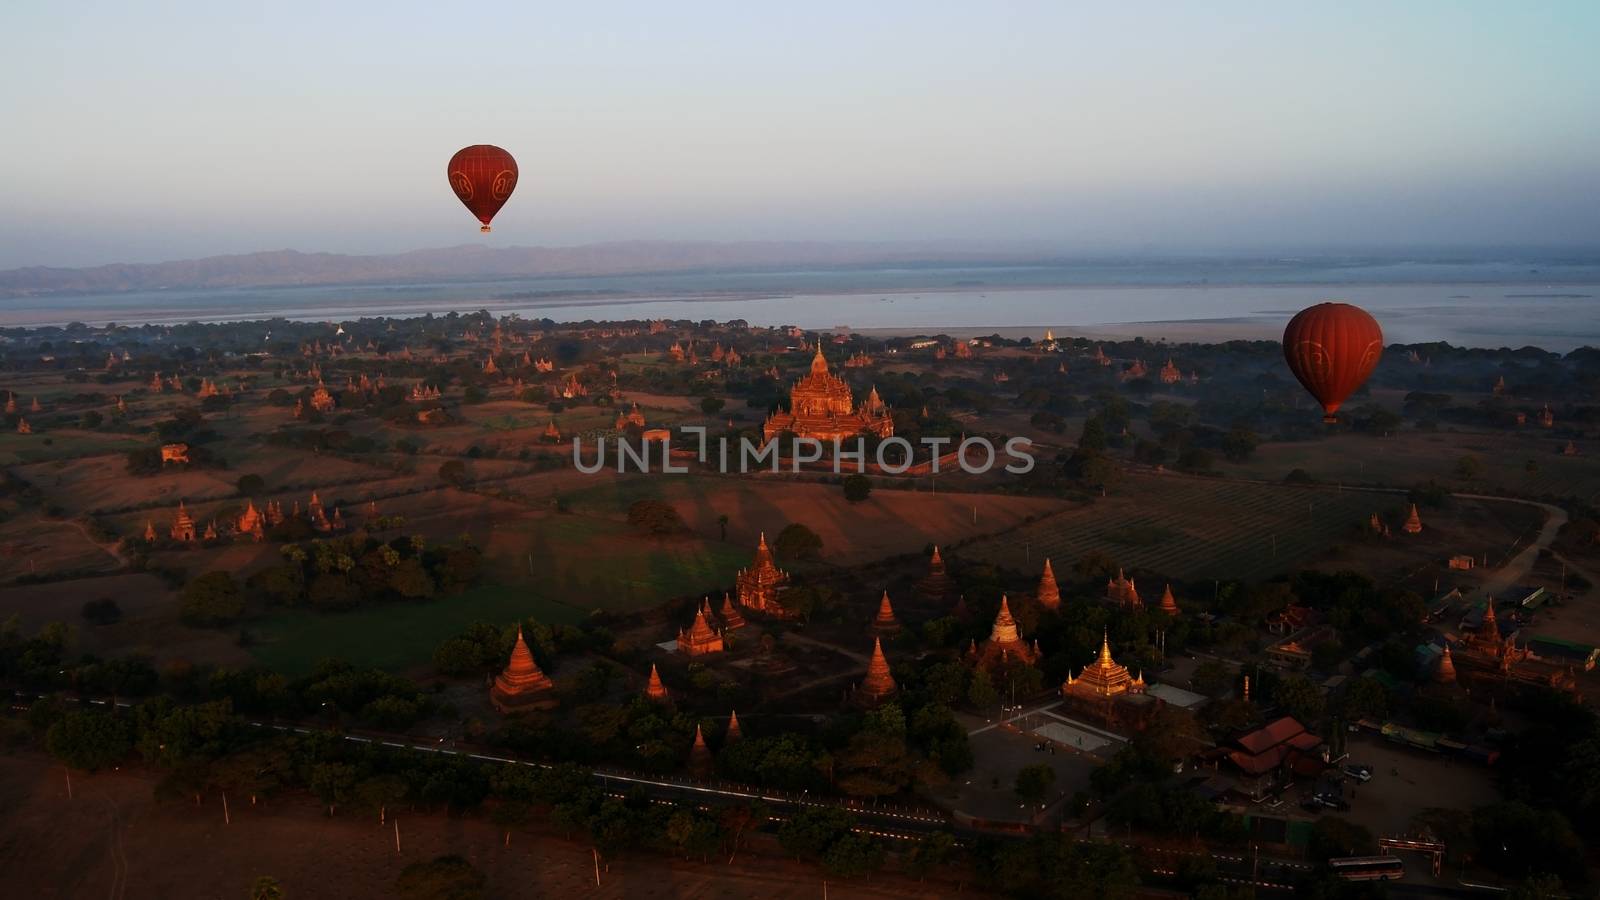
[1283,302,1384,423]
[447,145,518,232]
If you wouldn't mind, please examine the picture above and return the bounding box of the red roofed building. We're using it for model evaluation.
[1217,716,1326,799]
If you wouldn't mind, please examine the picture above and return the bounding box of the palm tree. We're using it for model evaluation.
[250,875,284,900]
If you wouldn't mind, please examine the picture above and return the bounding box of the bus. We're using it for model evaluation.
[1329,856,1406,881]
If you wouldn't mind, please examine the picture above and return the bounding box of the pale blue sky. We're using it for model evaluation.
[2,1,1597,267]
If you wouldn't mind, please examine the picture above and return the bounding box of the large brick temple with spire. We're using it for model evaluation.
[762,346,893,443]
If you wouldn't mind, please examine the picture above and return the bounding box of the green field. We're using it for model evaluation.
[1226,431,1600,505]
[966,474,1379,583]
[248,584,589,676]
[248,513,752,675]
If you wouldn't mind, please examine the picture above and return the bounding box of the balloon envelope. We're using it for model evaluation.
[1282,302,1384,423]
[447,145,518,232]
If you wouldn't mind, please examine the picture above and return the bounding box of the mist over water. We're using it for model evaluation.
[6,258,1599,352]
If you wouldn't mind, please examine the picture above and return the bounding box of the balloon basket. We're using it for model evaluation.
[1323,415,1339,424]
[480,225,492,233]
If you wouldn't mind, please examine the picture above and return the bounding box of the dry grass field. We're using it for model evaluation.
[0,754,952,900]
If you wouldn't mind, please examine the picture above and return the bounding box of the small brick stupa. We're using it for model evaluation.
[491,628,558,713]
[170,501,197,543]
[871,591,901,636]
[973,596,1038,669]
[856,637,898,707]
[687,724,713,778]
[1158,583,1181,616]
[644,663,671,703]
[1036,558,1060,611]
[1107,568,1142,610]
[1402,503,1424,534]
[916,545,956,601]
[1435,643,1457,685]
[718,593,746,631]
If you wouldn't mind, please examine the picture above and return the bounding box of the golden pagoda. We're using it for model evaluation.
[543,419,562,443]
[2,393,14,415]
[761,346,893,443]
[856,637,898,707]
[870,591,902,636]
[1036,558,1061,611]
[677,604,725,656]
[1402,503,1423,534]
[687,725,713,778]
[491,628,558,713]
[170,501,197,542]
[1157,583,1181,616]
[735,532,792,618]
[1539,404,1554,428]
[973,597,1038,669]
[1158,359,1182,384]
[644,663,671,703]
[915,545,956,601]
[29,396,42,413]
[1106,569,1142,609]
[483,355,498,375]
[718,592,746,631]
[15,418,31,435]
[1062,631,1145,700]
[202,520,218,541]
[725,710,743,743]
[143,521,157,542]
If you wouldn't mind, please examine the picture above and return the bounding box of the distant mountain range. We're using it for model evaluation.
[0,241,1057,298]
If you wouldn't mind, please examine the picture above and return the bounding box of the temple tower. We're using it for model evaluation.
[491,628,558,713]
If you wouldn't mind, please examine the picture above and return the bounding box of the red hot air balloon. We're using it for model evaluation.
[447,145,518,232]
[1283,302,1384,423]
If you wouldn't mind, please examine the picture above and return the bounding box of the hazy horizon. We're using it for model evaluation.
[3,2,1599,269]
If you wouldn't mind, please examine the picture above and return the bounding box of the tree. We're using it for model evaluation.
[842,474,872,503]
[774,523,823,561]
[1221,427,1258,462]
[180,572,245,626]
[627,499,684,536]
[1307,817,1375,861]
[1454,454,1484,480]
[236,473,266,496]
[1077,416,1107,452]
[394,855,486,900]
[778,806,854,860]
[1015,763,1056,802]
[250,876,284,900]
[438,460,468,486]
[967,669,998,710]
[46,709,133,771]
[821,832,884,878]
[716,514,729,541]
[1271,673,1324,723]
[699,396,725,414]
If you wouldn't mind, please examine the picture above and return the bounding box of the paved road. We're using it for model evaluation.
[1453,493,1567,602]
